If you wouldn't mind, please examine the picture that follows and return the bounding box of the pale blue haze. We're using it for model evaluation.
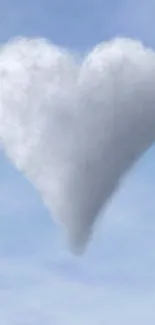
[0,0,155,324]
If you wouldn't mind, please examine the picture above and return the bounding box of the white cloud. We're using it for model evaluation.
[0,38,155,253]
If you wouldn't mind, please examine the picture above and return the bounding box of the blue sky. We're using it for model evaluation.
[0,0,155,324]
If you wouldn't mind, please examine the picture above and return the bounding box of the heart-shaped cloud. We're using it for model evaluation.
[0,37,155,253]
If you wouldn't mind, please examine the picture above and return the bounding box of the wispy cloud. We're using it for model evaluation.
[0,254,154,325]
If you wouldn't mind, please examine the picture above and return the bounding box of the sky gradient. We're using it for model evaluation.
[0,0,155,324]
